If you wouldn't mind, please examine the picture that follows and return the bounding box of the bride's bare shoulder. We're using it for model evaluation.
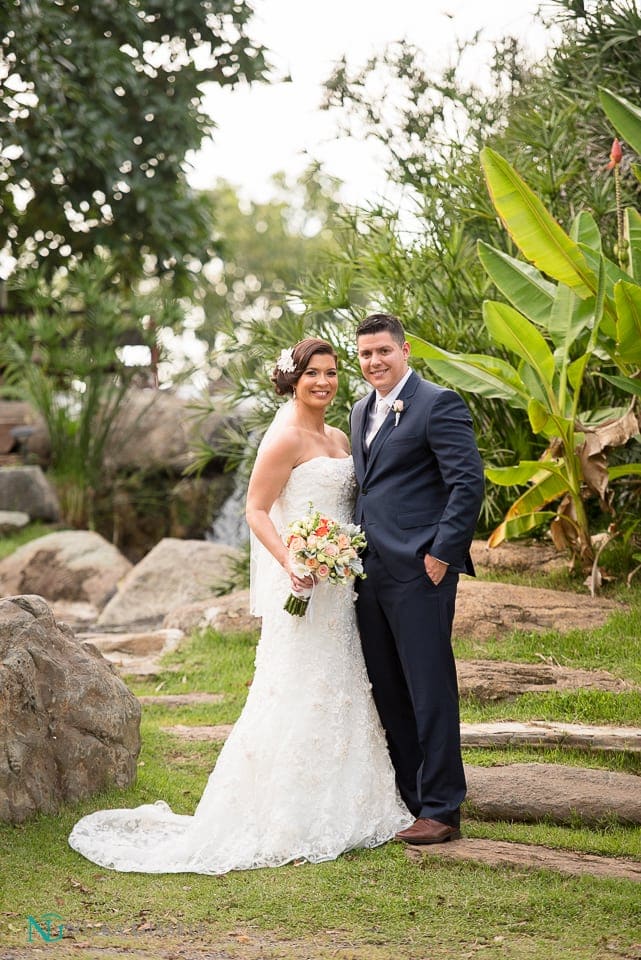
[257,423,306,463]
[326,424,351,454]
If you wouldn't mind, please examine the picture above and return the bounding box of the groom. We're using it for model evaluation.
[350,313,484,844]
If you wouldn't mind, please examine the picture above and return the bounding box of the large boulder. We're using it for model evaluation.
[0,595,141,823]
[103,389,230,473]
[97,537,241,628]
[470,539,567,574]
[0,530,132,611]
[453,578,621,639]
[0,465,59,521]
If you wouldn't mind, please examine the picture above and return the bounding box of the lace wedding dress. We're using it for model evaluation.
[69,456,411,874]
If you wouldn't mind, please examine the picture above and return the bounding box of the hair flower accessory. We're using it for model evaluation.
[392,399,404,426]
[276,347,296,373]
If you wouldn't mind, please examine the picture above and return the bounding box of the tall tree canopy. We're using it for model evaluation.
[0,0,268,291]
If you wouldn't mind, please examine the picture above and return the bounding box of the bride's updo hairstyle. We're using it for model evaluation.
[271,338,338,397]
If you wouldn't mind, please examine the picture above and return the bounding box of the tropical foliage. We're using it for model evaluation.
[306,0,641,530]
[410,89,641,580]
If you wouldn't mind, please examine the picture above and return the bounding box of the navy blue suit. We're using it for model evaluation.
[350,370,484,824]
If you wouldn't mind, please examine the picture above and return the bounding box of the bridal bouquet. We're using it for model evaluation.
[283,506,367,616]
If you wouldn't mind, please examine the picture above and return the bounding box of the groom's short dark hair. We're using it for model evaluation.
[356,313,405,346]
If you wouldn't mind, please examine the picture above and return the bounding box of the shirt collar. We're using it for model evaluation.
[375,367,412,408]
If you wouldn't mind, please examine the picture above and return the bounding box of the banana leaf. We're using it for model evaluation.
[477,240,555,327]
[614,280,641,363]
[488,511,558,547]
[600,372,641,398]
[625,208,641,281]
[568,354,591,393]
[504,471,570,518]
[547,282,594,358]
[407,335,529,405]
[480,147,597,297]
[573,210,602,253]
[599,88,641,158]
[483,301,556,387]
[519,363,551,414]
[528,397,552,434]
[609,463,641,479]
[486,460,569,487]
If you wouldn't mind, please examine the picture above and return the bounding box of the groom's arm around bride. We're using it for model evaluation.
[350,312,485,845]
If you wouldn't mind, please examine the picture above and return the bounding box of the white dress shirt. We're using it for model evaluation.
[364,368,412,448]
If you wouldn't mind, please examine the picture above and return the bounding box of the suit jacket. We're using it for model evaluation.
[350,371,484,582]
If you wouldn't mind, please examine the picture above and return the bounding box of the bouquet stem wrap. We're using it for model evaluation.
[283,585,313,617]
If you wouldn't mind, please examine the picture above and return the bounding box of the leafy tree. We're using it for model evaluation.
[0,0,268,294]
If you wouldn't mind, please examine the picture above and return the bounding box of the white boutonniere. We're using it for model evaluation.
[392,399,404,426]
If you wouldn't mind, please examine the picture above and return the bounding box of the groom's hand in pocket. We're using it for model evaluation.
[424,553,449,585]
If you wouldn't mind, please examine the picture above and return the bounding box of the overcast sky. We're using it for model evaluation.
[188,0,556,206]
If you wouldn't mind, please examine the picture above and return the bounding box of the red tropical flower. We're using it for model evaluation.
[606,138,623,171]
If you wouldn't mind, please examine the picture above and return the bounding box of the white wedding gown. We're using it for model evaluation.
[69,456,411,874]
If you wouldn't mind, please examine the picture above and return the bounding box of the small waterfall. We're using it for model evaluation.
[208,474,249,546]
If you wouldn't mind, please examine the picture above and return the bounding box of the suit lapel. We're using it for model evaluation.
[360,392,376,459]
[363,372,419,478]
[352,392,375,480]
[365,406,394,472]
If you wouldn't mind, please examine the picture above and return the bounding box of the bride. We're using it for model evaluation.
[68,337,410,874]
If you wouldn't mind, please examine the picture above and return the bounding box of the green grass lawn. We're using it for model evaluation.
[0,592,641,960]
[1,582,640,958]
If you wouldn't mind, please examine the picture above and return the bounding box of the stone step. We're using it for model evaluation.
[82,628,184,676]
[159,726,641,824]
[405,837,641,882]
[162,720,641,754]
[161,723,233,742]
[466,763,641,825]
[139,692,224,707]
[457,659,634,701]
[461,721,641,753]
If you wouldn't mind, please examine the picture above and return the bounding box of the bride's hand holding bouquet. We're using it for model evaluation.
[283,505,367,617]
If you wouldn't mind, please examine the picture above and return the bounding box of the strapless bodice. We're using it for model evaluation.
[278,456,356,528]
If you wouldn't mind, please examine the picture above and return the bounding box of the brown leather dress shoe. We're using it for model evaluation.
[395,817,461,845]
